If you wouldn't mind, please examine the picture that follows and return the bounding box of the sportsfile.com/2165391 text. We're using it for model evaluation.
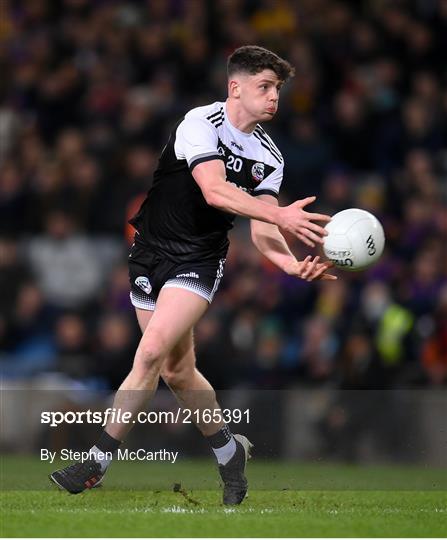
[40,408,250,427]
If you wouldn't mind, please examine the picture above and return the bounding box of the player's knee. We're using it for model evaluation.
[161,363,194,389]
[162,343,195,388]
[133,341,167,377]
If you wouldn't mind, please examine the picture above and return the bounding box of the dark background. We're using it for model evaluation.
[1,0,446,400]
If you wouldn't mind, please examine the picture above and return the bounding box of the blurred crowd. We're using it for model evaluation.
[1,0,446,391]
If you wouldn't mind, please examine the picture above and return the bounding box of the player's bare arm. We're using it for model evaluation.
[193,160,331,247]
[250,194,337,281]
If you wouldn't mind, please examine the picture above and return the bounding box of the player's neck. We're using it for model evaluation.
[225,99,257,134]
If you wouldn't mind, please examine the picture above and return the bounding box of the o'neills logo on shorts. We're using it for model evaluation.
[252,162,264,183]
[135,276,152,295]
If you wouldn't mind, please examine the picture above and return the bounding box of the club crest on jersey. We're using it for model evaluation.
[135,276,152,295]
[251,162,264,183]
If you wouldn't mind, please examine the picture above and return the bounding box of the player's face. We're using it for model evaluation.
[234,69,283,122]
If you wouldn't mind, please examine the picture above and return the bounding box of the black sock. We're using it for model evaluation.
[96,430,122,454]
[206,424,233,449]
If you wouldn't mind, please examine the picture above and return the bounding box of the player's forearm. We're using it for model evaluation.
[251,221,297,272]
[205,181,280,225]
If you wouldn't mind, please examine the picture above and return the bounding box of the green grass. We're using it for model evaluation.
[1,456,446,537]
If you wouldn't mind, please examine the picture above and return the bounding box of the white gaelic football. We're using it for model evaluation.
[323,208,385,271]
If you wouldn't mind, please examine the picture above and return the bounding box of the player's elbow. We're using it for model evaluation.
[250,222,262,247]
[202,186,223,208]
[250,230,264,253]
[251,221,276,252]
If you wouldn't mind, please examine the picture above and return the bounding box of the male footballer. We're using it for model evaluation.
[50,45,336,505]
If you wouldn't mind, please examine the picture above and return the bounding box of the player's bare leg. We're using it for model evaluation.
[136,302,253,505]
[136,308,223,436]
[50,287,251,502]
[101,288,211,444]
[49,288,208,494]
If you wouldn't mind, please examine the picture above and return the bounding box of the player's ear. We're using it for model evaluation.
[228,79,241,99]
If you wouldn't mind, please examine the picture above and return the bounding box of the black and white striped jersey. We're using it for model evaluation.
[129,101,284,263]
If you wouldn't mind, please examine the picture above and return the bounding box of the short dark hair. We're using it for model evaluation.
[227,45,295,82]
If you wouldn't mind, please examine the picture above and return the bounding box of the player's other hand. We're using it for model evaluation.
[284,256,337,281]
[277,196,331,247]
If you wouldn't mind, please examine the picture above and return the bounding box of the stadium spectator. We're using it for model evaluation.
[25,210,103,310]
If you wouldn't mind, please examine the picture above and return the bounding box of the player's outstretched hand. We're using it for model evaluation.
[284,256,338,281]
[277,196,331,247]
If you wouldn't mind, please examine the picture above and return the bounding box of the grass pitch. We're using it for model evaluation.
[1,456,446,537]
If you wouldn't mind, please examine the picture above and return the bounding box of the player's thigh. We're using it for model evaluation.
[136,287,208,362]
[135,307,153,333]
[136,307,194,362]
[161,327,195,376]
[135,307,196,384]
